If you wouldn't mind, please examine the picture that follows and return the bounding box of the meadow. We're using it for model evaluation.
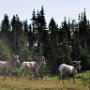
[0,71,89,90]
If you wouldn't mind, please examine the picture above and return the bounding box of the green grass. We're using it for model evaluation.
[0,70,89,90]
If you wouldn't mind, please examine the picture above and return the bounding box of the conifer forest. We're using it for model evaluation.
[0,6,90,74]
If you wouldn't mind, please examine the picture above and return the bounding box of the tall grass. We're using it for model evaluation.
[0,71,89,90]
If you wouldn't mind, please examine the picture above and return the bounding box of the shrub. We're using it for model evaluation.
[0,39,12,60]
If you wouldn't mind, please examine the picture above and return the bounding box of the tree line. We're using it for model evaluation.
[0,7,90,74]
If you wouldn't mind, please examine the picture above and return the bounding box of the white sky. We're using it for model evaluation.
[0,0,90,25]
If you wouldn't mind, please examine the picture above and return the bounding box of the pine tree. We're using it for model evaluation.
[11,15,23,54]
[28,24,33,51]
[61,18,71,43]
[39,6,46,29]
[48,18,60,74]
[23,20,28,34]
[78,9,89,49]
[31,9,37,31]
[31,9,38,52]
[1,14,10,33]
[60,18,72,64]
[0,14,12,51]
[1,14,10,39]
[31,6,47,55]
[77,9,90,69]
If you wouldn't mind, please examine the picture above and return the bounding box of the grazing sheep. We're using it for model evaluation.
[0,55,20,81]
[58,61,81,84]
[18,56,46,79]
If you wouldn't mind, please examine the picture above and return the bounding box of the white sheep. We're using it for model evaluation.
[18,56,46,79]
[0,55,20,81]
[58,61,81,84]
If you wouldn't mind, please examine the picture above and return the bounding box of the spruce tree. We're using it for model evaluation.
[78,9,90,69]
[48,18,60,74]
[23,20,28,34]
[1,14,12,50]
[60,18,72,64]
[1,14,10,34]
[1,14,10,39]
[11,15,22,54]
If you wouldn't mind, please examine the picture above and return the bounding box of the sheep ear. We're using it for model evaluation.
[78,61,81,63]
[16,55,19,58]
[73,61,77,63]
[42,56,45,61]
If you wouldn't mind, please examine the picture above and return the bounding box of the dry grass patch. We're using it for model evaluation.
[0,70,89,90]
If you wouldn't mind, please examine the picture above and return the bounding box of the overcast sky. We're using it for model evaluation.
[0,0,90,25]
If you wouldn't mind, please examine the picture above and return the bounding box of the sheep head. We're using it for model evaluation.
[73,61,81,70]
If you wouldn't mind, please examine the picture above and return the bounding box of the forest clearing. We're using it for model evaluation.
[0,70,89,90]
[0,1,90,90]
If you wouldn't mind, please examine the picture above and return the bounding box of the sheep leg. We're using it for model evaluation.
[24,71,29,80]
[3,68,7,81]
[59,75,61,82]
[73,77,75,84]
[59,75,64,84]
[18,70,23,77]
[3,72,7,81]
[61,76,64,84]
[9,72,13,80]
[31,69,39,79]
[16,69,24,81]
[20,70,27,79]
[35,69,39,79]
[31,72,36,79]
[3,75,6,81]
[19,69,26,77]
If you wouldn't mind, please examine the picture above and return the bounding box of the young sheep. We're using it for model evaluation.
[18,56,46,79]
[58,61,81,84]
[0,55,20,81]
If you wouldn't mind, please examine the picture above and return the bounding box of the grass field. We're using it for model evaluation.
[0,71,89,90]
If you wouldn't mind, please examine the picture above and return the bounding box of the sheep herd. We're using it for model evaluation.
[0,55,81,84]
